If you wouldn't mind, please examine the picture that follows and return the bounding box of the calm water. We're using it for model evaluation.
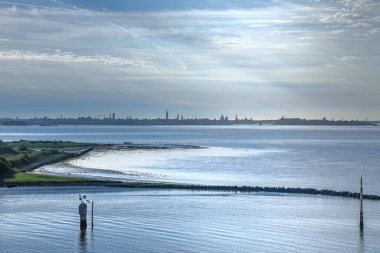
[1,125,379,193]
[1,125,380,252]
[1,187,380,253]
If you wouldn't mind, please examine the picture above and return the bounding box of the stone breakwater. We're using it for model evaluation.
[3,180,379,201]
[113,183,380,200]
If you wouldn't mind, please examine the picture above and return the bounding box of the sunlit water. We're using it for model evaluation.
[1,125,377,194]
[1,125,380,252]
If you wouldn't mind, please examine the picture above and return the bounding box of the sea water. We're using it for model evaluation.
[1,187,380,253]
[1,125,380,252]
[1,125,379,194]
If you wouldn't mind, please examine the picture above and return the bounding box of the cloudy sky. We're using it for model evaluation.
[0,0,379,120]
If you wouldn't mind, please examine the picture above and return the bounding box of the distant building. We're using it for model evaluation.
[166,110,169,120]
[112,113,115,120]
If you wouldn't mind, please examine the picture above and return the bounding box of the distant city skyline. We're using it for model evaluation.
[0,0,379,120]
[0,110,378,121]
[0,110,376,122]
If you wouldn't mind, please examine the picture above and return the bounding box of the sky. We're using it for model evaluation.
[0,0,379,120]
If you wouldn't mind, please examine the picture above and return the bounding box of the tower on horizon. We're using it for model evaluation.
[166,110,169,120]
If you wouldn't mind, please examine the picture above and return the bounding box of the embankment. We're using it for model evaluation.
[19,147,94,172]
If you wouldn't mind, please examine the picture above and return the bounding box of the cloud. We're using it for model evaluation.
[319,0,380,29]
[330,29,345,34]
[341,0,379,10]
[0,50,158,71]
[0,1,379,119]
[337,55,368,63]
[369,28,380,34]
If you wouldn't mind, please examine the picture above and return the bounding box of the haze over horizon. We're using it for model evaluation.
[0,0,379,120]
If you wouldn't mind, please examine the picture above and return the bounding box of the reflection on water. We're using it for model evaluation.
[78,228,87,252]
[78,226,94,253]
[359,232,364,253]
[40,140,380,194]
[3,125,380,193]
[1,187,380,253]
[2,126,380,252]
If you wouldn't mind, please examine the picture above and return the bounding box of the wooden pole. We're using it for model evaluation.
[79,201,87,230]
[360,177,363,231]
[91,201,94,230]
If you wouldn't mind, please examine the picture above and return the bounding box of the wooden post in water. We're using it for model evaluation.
[360,177,364,231]
[79,200,87,230]
[91,201,94,230]
[79,194,92,230]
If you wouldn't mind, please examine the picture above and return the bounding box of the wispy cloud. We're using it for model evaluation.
[0,50,158,71]
[337,55,369,63]
[0,0,379,119]
[330,29,346,34]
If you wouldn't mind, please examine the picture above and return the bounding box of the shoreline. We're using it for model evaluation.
[1,141,204,174]
[2,174,379,201]
[2,141,378,201]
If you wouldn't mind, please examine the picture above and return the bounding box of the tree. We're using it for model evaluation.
[0,157,15,181]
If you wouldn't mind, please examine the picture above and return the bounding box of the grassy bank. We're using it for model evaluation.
[5,140,94,150]
[4,173,98,184]
[0,140,97,176]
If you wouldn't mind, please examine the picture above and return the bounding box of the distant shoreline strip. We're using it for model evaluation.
[3,181,379,200]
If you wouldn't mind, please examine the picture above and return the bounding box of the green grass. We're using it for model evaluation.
[0,140,97,172]
[0,144,17,155]
[4,172,97,184]
[7,140,95,150]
